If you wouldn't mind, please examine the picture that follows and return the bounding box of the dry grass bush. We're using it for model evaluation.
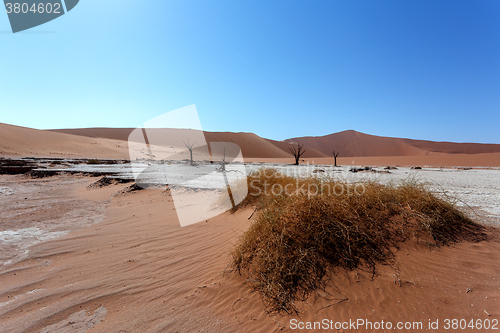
[231,168,481,314]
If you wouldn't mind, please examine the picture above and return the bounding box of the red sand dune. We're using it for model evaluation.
[51,128,292,159]
[0,123,129,159]
[265,138,327,158]
[204,131,291,158]
[51,128,331,158]
[1,123,499,166]
[52,128,327,158]
[53,127,500,162]
[286,130,500,157]
[402,137,500,155]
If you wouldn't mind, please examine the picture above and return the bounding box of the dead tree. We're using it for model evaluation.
[289,144,306,165]
[332,151,340,166]
[218,148,228,172]
[217,148,236,209]
[183,139,196,166]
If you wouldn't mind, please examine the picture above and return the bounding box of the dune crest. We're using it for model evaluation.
[286,130,500,157]
[0,123,129,159]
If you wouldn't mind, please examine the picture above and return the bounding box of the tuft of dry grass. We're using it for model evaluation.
[231,169,480,314]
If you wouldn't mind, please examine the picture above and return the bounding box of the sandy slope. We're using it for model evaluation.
[286,130,500,157]
[0,123,129,159]
[50,128,293,159]
[0,175,499,332]
[402,138,500,155]
[0,124,291,160]
[204,132,291,158]
[265,138,327,158]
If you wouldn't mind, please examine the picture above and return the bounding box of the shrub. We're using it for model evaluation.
[87,159,101,165]
[231,169,479,314]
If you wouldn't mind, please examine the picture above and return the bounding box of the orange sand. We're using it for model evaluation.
[0,175,498,332]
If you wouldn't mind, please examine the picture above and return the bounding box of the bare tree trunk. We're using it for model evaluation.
[289,144,306,166]
[332,151,340,167]
[183,140,196,166]
[219,148,235,209]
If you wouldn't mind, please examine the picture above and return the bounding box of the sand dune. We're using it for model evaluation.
[49,128,138,142]
[1,123,499,167]
[204,132,291,158]
[403,138,500,155]
[51,128,292,159]
[286,130,500,157]
[53,127,500,163]
[0,123,129,159]
[0,123,291,160]
[265,138,327,158]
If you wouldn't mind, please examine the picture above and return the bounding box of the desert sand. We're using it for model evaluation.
[0,174,499,332]
[50,127,292,159]
[0,123,130,159]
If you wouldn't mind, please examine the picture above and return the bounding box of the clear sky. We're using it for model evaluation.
[1,0,499,143]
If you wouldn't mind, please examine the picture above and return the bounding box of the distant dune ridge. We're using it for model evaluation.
[49,128,500,158]
[0,123,128,159]
[51,127,500,158]
[51,127,292,159]
[285,130,500,157]
[1,122,500,166]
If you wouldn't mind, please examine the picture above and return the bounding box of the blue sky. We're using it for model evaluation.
[1,0,499,143]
